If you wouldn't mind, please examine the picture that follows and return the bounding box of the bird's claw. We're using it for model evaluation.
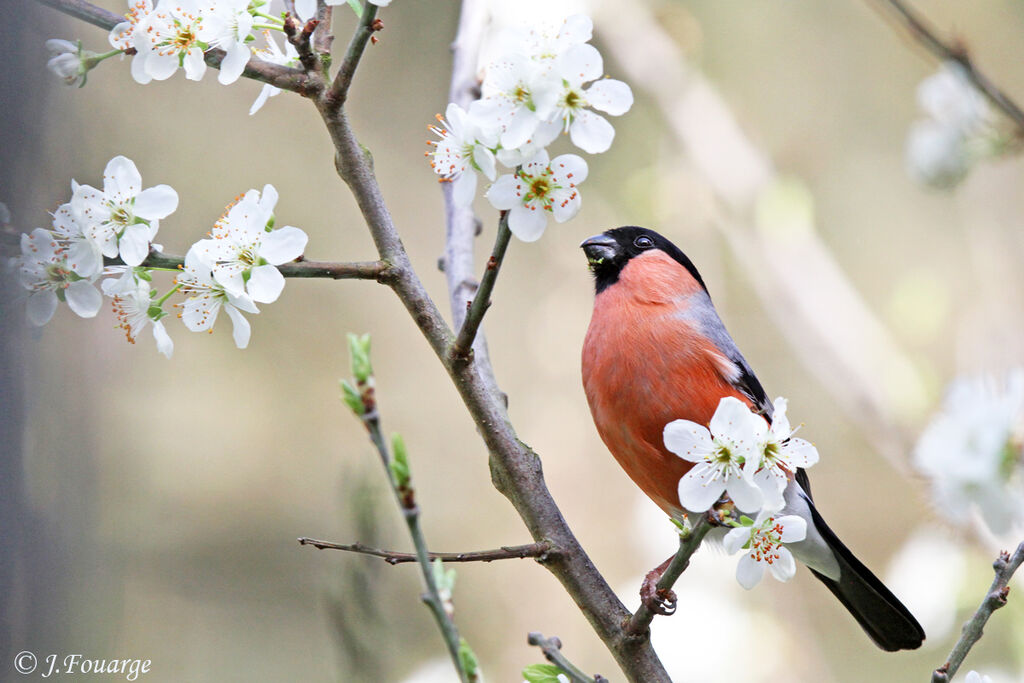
[640,581,677,616]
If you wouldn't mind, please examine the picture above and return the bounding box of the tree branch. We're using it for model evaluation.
[324,1,379,110]
[451,211,511,362]
[626,514,714,636]
[34,0,316,95]
[313,6,672,678]
[931,541,1024,682]
[869,0,1024,134]
[104,251,390,281]
[297,538,555,564]
[527,632,609,683]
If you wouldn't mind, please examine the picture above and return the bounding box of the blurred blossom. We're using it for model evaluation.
[914,369,1024,535]
[965,672,993,683]
[905,62,995,189]
[885,526,966,642]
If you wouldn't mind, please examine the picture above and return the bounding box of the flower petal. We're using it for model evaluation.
[485,174,520,211]
[119,224,152,266]
[677,465,726,512]
[585,78,634,116]
[507,204,548,242]
[26,291,58,326]
[260,226,307,264]
[224,304,251,348]
[725,475,764,513]
[104,156,142,202]
[134,184,179,220]
[218,42,250,85]
[452,169,478,208]
[569,110,615,154]
[152,320,174,358]
[722,526,750,555]
[663,419,714,462]
[735,554,765,590]
[768,547,797,582]
[246,264,285,304]
[777,515,808,543]
[65,280,103,318]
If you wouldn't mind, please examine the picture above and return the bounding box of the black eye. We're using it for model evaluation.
[633,235,654,249]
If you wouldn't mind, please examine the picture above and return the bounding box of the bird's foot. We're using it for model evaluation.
[640,565,677,616]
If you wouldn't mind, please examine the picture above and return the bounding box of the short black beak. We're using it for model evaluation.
[580,234,617,266]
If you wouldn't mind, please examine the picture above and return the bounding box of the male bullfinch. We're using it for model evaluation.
[580,226,924,652]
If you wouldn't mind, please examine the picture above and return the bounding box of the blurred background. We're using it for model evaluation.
[3,0,1024,680]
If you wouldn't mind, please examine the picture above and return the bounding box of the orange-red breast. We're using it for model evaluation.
[580,226,924,651]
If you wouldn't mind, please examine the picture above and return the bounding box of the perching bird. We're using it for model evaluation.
[580,226,924,651]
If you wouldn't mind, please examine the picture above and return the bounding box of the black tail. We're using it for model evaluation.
[805,501,925,651]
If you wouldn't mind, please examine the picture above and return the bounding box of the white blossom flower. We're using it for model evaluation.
[745,397,820,510]
[906,120,972,189]
[175,244,259,348]
[109,0,154,52]
[71,155,178,266]
[476,54,559,151]
[663,396,765,513]
[192,184,307,303]
[914,369,1024,535]
[51,201,103,278]
[905,62,993,190]
[249,32,299,115]
[109,276,174,358]
[965,672,993,683]
[427,102,498,207]
[132,0,211,84]
[543,44,634,154]
[918,63,988,134]
[724,508,807,589]
[485,150,587,242]
[10,228,103,325]
[46,39,88,86]
[200,0,254,85]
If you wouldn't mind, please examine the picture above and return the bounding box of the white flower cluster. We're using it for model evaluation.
[663,396,820,589]
[914,369,1024,536]
[101,0,390,92]
[906,62,994,189]
[7,156,307,358]
[426,14,633,242]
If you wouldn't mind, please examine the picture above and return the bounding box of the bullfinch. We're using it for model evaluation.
[580,226,924,651]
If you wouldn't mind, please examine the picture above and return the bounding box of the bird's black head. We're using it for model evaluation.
[580,226,708,295]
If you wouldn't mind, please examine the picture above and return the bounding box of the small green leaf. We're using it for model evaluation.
[432,557,456,594]
[346,0,363,17]
[522,663,565,683]
[136,267,153,281]
[340,379,363,416]
[458,639,481,679]
[347,333,373,383]
[389,433,410,488]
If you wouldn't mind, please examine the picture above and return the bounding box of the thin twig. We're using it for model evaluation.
[284,15,322,74]
[626,514,714,636]
[314,4,335,58]
[451,211,511,361]
[297,538,554,564]
[347,367,470,683]
[102,251,389,281]
[527,633,608,683]
[34,0,315,94]
[871,0,1024,133]
[931,541,1024,682]
[324,2,380,109]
